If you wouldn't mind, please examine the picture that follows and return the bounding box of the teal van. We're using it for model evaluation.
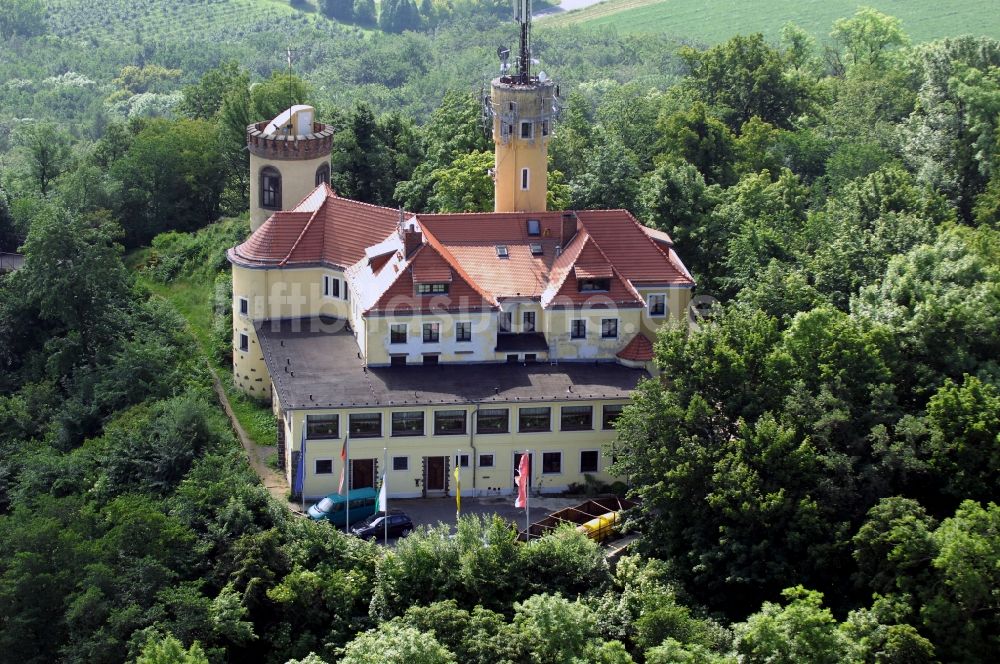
[307,487,378,526]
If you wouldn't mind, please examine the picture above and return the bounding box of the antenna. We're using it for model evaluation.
[515,0,532,83]
[497,45,511,74]
[286,46,294,134]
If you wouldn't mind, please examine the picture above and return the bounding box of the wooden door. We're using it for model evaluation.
[351,458,375,489]
[425,456,446,492]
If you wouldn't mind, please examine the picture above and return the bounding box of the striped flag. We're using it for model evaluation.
[514,452,529,508]
[375,473,387,513]
[337,436,348,494]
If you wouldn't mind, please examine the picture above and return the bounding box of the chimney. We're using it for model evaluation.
[561,211,577,247]
[403,227,423,257]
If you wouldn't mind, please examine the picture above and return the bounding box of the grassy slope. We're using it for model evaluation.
[130,242,277,448]
[541,0,1000,44]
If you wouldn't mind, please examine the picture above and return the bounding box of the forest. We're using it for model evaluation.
[1,1,999,663]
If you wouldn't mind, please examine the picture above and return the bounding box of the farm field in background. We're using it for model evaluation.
[541,0,1000,44]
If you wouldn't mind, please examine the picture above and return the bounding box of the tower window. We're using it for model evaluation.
[238,333,249,352]
[542,120,549,136]
[315,163,330,186]
[238,297,248,316]
[526,219,541,236]
[261,167,281,209]
[521,168,529,190]
[520,121,533,139]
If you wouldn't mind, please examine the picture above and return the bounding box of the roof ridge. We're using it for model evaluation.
[280,199,325,266]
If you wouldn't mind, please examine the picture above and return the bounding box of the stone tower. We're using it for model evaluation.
[488,0,558,213]
[247,105,334,232]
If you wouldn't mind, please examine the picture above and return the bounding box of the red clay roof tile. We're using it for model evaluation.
[617,334,654,362]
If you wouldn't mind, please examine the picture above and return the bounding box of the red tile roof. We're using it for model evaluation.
[617,334,654,362]
[229,189,695,317]
[229,184,402,269]
[576,210,693,285]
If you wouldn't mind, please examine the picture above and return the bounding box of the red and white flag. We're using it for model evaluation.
[337,437,348,494]
[514,452,530,508]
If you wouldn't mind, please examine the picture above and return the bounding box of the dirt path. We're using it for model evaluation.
[209,370,302,514]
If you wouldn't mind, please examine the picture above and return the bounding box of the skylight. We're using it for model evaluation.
[526,219,541,236]
[496,245,509,258]
[530,243,543,255]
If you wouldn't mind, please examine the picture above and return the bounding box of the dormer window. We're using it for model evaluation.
[416,283,449,294]
[578,278,611,292]
[530,243,543,255]
[526,219,541,236]
[496,245,509,258]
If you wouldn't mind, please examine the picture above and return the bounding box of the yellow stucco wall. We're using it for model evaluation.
[250,153,331,232]
[232,263,350,397]
[492,79,556,213]
[286,399,630,500]
[543,308,644,360]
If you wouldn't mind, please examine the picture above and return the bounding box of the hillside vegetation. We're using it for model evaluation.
[543,0,1000,44]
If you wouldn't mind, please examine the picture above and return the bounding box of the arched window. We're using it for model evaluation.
[260,167,281,209]
[315,163,330,186]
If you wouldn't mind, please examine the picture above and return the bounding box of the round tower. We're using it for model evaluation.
[247,105,334,232]
[488,0,558,213]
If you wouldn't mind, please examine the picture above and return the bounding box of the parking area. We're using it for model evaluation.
[391,494,584,533]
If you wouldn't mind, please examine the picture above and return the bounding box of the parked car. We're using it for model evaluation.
[350,510,414,541]
[307,487,378,527]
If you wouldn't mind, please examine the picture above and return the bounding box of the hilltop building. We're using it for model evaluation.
[227,8,695,501]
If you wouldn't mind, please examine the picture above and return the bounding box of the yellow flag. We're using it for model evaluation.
[454,465,461,516]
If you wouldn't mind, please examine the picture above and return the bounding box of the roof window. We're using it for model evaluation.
[526,219,541,236]
[530,243,543,256]
[496,245,509,258]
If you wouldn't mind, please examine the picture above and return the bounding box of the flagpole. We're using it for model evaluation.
[526,449,531,542]
[383,445,389,543]
[455,448,462,522]
[345,432,350,533]
[300,424,307,514]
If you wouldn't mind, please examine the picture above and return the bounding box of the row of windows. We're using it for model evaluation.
[305,404,624,439]
[390,315,617,343]
[315,450,600,476]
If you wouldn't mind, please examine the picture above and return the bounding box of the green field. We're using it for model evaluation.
[43,0,332,43]
[541,0,1000,44]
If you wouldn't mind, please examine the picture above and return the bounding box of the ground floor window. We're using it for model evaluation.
[314,459,333,474]
[542,451,562,474]
[580,450,599,473]
[479,453,495,468]
[455,453,470,467]
[392,456,408,471]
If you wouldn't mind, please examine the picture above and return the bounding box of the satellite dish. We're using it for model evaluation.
[538,70,547,82]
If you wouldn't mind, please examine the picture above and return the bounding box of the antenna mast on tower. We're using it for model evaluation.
[515,0,532,84]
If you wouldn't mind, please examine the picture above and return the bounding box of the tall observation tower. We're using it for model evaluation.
[485,0,559,213]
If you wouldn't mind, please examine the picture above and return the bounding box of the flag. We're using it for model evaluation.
[375,473,387,513]
[454,465,461,516]
[295,426,307,504]
[337,436,348,494]
[514,452,529,508]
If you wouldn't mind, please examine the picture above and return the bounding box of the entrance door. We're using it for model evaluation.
[351,458,375,489]
[425,456,446,494]
[513,452,533,490]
